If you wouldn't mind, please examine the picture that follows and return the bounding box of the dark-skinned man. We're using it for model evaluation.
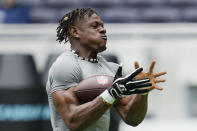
[46,8,166,131]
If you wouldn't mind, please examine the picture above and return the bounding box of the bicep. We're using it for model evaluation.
[52,86,79,123]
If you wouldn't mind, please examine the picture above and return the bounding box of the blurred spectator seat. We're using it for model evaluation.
[123,0,164,8]
[166,0,197,7]
[30,6,58,23]
[58,7,106,22]
[57,7,82,22]
[45,0,79,8]
[82,0,120,8]
[141,7,181,23]
[2,0,197,23]
[182,7,197,22]
[102,7,142,23]
[60,7,105,20]
[0,54,49,131]
[17,0,43,6]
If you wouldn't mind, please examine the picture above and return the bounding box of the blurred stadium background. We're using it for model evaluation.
[0,0,197,131]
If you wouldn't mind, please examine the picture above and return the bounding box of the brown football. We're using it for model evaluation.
[74,75,114,104]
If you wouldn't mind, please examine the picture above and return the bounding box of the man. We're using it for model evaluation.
[0,0,30,23]
[46,8,166,131]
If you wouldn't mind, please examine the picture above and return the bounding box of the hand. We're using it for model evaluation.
[108,66,152,99]
[134,61,167,91]
[100,66,152,105]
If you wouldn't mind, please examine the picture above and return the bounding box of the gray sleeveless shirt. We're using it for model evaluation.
[46,51,119,131]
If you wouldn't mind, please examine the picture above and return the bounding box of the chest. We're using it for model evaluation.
[78,60,115,80]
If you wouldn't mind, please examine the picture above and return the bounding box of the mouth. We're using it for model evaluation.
[101,35,107,40]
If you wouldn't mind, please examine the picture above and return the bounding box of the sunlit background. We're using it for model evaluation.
[0,0,197,131]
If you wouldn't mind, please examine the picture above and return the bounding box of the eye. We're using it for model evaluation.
[92,22,98,28]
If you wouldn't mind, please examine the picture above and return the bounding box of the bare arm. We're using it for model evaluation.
[52,86,110,131]
[115,94,148,126]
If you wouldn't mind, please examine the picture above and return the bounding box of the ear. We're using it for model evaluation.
[69,26,79,39]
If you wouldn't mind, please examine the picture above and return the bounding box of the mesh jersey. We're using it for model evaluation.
[46,51,119,131]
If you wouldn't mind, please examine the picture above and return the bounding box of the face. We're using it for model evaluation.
[75,13,107,52]
[4,0,15,8]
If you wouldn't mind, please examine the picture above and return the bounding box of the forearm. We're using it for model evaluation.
[126,94,148,126]
[115,94,148,126]
[64,96,110,131]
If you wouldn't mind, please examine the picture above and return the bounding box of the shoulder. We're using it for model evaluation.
[55,51,77,63]
[51,51,79,71]
[47,51,82,94]
[49,51,82,82]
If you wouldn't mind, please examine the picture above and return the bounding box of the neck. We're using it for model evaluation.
[71,49,98,63]
[71,43,98,60]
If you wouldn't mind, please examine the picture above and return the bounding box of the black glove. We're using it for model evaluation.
[100,66,152,105]
[108,66,151,99]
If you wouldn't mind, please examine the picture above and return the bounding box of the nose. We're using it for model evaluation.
[99,27,106,34]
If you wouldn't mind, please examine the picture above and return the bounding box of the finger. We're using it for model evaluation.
[134,61,140,69]
[127,82,152,91]
[149,61,155,73]
[134,83,152,89]
[153,85,163,90]
[154,79,166,83]
[124,67,143,81]
[127,83,152,91]
[139,86,154,91]
[113,65,123,81]
[127,78,150,85]
[113,67,143,84]
[154,71,167,77]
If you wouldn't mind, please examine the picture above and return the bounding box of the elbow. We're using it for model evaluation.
[66,118,84,131]
[67,123,82,131]
[69,127,81,131]
[124,113,146,127]
[125,118,143,127]
[65,121,77,131]
[125,120,141,127]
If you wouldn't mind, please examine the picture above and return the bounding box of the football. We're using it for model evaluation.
[74,75,114,104]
